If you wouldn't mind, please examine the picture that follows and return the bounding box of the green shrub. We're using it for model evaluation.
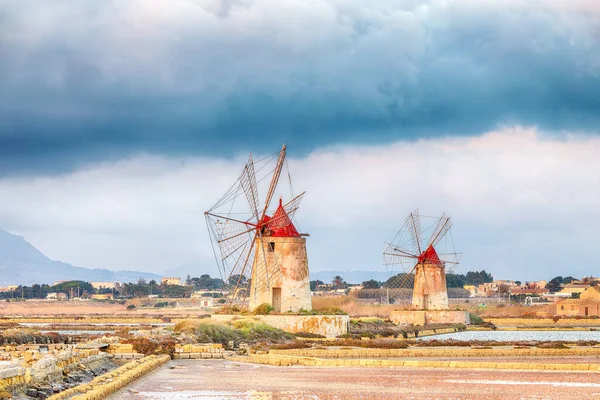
[126,304,136,310]
[310,307,348,315]
[252,303,274,315]
[469,313,484,325]
[294,332,326,339]
[194,322,240,346]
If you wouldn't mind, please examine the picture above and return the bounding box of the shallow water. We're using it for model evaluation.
[135,390,281,399]
[39,330,114,335]
[21,323,173,327]
[418,330,600,342]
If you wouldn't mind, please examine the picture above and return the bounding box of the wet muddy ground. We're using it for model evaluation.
[108,359,600,399]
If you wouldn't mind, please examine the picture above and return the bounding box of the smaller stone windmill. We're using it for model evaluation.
[383,210,460,310]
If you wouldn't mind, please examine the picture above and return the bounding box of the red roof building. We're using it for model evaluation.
[261,199,300,238]
[417,245,442,265]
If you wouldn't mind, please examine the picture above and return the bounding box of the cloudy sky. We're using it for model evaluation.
[1,0,599,281]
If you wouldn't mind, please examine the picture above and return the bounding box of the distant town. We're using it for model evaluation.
[1,271,597,317]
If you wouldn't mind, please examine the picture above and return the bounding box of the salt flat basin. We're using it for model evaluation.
[418,330,600,342]
[108,359,600,400]
[20,323,174,327]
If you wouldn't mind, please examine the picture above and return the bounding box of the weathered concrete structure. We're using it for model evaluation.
[390,310,470,326]
[411,245,449,311]
[249,200,311,313]
[211,315,349,338]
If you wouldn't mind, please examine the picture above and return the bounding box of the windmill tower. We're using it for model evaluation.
[384,210,460,310]
[249,198,310,312]
[412,244,448,310]
[205,145,311,313]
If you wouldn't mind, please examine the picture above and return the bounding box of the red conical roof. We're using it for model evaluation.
[263,199,300,238]
[417,245,442,265]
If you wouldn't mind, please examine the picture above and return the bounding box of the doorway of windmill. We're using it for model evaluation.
[585,307,589,316]
[272,288,282,313]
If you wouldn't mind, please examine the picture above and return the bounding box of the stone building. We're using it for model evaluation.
[556,286,600,317]
[90,281,116,290]
[91,293,114,300]
[46,292,68,301]
[161,277,182,286]
[249,199,311,313]
[559,283,590,296]
[198,297,214,307]
[412,245,448,310]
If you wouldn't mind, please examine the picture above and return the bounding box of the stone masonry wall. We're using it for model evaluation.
[0,346,111,393]
[249,237,312,313]
[211,314,349,338]
[390,310,470,326]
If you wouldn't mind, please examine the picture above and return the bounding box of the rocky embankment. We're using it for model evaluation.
[0,344,116,400]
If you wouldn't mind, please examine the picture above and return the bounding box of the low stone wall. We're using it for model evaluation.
[106,344,144,360]
[268,347,600,358]
[47,355,170,400]
[0,364,27,392]
[390,310,470,326]
[211,314,349,338]
[231,353,600,371]
[487,317,600,327]
[0,348,111,392]
[172,343,225,359]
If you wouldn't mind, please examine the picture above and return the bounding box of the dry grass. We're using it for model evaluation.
[471,304,554,318]
[123,336,178,355]
[312,296,557,319]
[173,319,206,333]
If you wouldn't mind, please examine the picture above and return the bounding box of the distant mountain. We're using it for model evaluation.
[0,229,161,286]
[310,270,391,285]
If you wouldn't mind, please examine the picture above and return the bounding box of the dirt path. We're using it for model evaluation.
[108,359,600,399]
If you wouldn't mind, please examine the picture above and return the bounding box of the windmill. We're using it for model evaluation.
[383,210,460,310]
[205,144,311,313]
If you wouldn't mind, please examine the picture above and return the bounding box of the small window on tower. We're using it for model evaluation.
[268,242,275,252]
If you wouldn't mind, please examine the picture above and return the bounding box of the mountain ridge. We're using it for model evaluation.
[0,229,161,286]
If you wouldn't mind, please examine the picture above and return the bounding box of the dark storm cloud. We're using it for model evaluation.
[1,0,600,174]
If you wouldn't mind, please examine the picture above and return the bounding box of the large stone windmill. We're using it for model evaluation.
[205,145,311,313]
[383,210,460,311]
